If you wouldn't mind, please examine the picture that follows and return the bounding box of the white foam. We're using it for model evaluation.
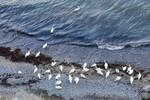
[97,43,124,50]
[97,40,150,50]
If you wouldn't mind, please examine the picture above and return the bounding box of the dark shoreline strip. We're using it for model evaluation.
[0,46,145,74]
[0,46,53,65]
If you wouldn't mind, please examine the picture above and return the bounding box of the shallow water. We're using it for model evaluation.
[0,65,139,100]
[0,56,142,100]
[0,0,150,67]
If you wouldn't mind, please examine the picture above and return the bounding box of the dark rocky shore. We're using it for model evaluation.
[0,46,53,65]
[0,46,150,100]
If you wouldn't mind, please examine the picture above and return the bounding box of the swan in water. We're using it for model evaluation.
[56,80,62,85]
[50,26,54,33]
[48,74,52,80]
[18,70,22,74]
[42,43,48,49]
[69,74,73,83]
[55,85,62,90]
[74,77,79,84]
[130,76,134,84]
[74,6,80,12]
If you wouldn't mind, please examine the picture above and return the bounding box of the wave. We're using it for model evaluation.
[98,41,150,50]
[2,27,150,51]
[68,41,150,50]
[97,44,124,50]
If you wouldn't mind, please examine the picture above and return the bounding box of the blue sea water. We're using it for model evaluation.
[1,0,150,68]
[1,0,150,50]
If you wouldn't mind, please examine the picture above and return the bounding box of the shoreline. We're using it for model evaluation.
[0,46,150,86]
[0,46,150,100]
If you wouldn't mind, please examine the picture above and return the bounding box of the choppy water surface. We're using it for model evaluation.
[0,0,150,49]
[1,1,150,99]
[0,0,150,67]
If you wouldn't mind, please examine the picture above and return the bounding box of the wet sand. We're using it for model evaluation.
[0,46,150,100]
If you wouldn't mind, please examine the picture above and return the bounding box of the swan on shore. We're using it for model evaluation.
[69,67,75,74]
[114,76,122,81]
[59,65,63,72]
[127,66,132,72]
[115,68,120,73]
[45,69,51,73]
[37,73,41,79]
[130,76,134,84]
[91,63,97,67]
[122,66,127,71]
[96,68,103,75]
[80,74,86,78]
[82,67,89,72]
[104,61,108,69]
[25,50,30,58]
[82,63,89,72]
[128,69,134,75]
[35,51,40,57]
[51,61,57,66]
[55,74,61,80]
[138,72,142,80]
[33,66,38,73]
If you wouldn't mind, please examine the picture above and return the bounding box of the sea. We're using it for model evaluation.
[0,0,150,68]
